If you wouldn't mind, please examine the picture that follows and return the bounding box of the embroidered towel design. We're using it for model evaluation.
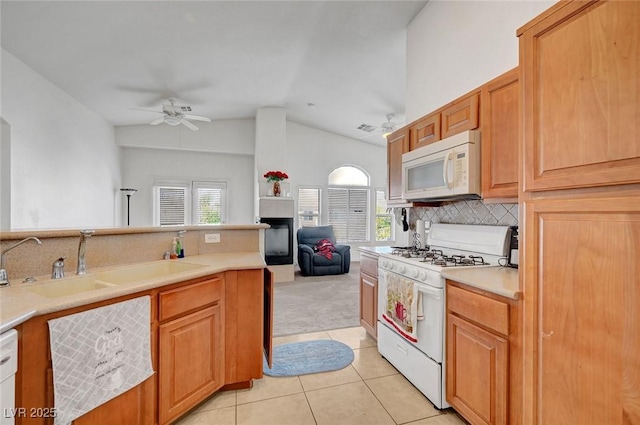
[48,296,154,425]
[382,274,418,342]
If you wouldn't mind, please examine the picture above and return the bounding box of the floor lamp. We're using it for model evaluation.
[120,188,138,226]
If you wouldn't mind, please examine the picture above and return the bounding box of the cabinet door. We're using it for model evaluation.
[410,113,440,150]
[441,92,479,139]
[522,196,640,425]
[159,305,224,425]
[481,68,519,199]
[225,269,265,387]
[72,379,154,425]
[520,0,640,192]
[447,314,508,425]
[359,273,377,338]
[387,128,410,202]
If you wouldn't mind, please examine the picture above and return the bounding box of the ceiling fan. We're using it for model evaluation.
[358,113,404,139]
[136,98,211,131]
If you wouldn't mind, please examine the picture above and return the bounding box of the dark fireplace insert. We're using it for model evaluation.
[260,217,293,265]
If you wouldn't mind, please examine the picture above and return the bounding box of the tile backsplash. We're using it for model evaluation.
[407,199,518,227]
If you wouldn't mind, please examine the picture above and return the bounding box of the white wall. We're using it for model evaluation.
[120,147,255,226]
[1,49,121,230]
[406,0,555,122]
[114,119,255,155]
[285,122,390,256]
[117,120,389,249]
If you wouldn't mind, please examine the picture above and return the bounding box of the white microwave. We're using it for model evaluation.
[402,130,481,201]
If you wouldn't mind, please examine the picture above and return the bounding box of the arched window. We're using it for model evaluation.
[328,166,369,186]
[327,166,369,242]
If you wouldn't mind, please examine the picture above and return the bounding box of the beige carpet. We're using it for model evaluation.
[273,263,361,337]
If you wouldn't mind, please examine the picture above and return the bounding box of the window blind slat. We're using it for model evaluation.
[159,187,186,226]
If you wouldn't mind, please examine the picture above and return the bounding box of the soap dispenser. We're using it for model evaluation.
[177,230,186,258]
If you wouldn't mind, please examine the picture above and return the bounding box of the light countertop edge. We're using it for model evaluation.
[357,246,394,256]
[0,252,266,334]
[441,266,520,300]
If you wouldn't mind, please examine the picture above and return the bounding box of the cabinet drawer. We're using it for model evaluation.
[159,276,223,322]
[447,284,509,336]
[360,254,378,277]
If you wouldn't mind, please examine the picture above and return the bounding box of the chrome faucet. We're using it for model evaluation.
[0,237,42,287]
[76,230,94,275]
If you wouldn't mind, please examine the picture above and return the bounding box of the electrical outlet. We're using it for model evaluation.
[204,233,220,243]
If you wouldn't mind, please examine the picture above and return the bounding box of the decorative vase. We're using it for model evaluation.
[273,181,281,197]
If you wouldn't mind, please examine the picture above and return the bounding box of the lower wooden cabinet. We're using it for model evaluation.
[447,314,508,425]
[158,277,224,424]
[15,268,269,425]
[446,282,515,425]
[359,252,378,339]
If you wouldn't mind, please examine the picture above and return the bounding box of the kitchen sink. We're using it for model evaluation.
[24,276,115,298]
[94,261,206,284]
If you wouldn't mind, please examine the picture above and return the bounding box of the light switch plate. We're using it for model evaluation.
[205,234,220,243]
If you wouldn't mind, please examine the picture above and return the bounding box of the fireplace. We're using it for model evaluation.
[260,217,293,266]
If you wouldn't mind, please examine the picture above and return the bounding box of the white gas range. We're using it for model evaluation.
[377,223,511,409]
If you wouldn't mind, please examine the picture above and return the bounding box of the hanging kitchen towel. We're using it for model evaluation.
[48,296,154,425]
[382,274,418,342]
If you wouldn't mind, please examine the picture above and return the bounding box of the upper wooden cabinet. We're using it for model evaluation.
[441,92,480,139]
[519,0,640,192]
[410,112,440,150]
[481,68,519,199]
[386,127,410,203]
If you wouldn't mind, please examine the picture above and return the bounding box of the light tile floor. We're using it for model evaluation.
[176,327,468,425]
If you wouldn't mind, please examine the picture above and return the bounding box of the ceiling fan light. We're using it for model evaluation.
[164,116,181,126]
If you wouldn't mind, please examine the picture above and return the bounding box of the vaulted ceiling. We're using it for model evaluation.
[1,1,427,145]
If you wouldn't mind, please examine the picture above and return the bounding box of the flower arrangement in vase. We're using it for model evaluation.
[264,170,289,197]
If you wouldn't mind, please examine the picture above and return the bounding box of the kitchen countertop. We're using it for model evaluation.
[0,252,265,333]
[441,266,520,299]
[357,246,394,256]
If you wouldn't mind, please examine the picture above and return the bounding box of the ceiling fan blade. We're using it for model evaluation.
[149,117,165,125]
[130,107,163,114]
[180,119,199,131]
[182,114,211,122]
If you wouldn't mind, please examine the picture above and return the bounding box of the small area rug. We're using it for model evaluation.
[263,340,354,377]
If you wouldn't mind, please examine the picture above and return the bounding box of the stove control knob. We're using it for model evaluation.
[387,261,393,270]
[411,269,419,278]
[419,271,427,281]
[399,265,406,274]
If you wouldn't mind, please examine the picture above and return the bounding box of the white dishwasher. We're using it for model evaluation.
[0,329,18,425]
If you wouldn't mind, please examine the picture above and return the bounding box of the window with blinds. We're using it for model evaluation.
[375,189,393,241]
[157,186,187,226]
[193,181,226,225]
[154,180,226,226]
[327,188,369,242]
[298,187,320,227]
